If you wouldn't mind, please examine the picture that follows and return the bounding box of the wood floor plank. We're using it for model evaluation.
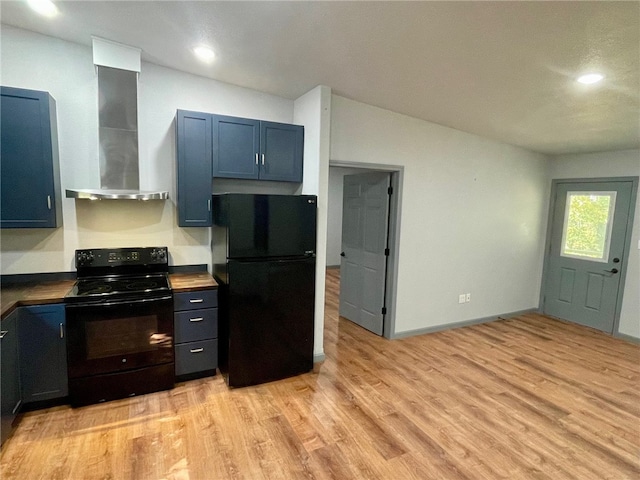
[1,267,638,479]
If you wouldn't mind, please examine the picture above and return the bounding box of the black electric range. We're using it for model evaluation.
[65,247,175,407]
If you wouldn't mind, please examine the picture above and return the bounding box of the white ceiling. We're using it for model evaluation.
[1,1,639,155]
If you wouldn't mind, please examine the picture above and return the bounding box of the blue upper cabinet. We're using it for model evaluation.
[1,86,62,228]
[176,111,304,227]
[213,115,260,180]
[259,121,304,182]
[212,114,304,183]
[176,110,213,227]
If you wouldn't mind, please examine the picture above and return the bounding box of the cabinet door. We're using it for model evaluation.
[19,305,68,403]
[176,110,213,227]
[259,121,304,182]
[212,115,260,179]
[1,311,21,445]
[1,87,60,228]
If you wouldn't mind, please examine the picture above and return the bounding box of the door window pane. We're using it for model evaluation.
[561,191,616,262]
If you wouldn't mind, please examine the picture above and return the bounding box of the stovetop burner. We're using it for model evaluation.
[66,273,171,302]
[65,247,171,303]
[72,273,169,296]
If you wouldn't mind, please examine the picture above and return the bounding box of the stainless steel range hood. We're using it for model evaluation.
[66,37,168,201]
[66,189,169,200]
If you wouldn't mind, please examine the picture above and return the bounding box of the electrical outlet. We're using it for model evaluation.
[458,294,466,304]
[466,293,471,302]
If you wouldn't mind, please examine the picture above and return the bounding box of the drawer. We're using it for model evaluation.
[174,308,218,343]
[173,289,218,311]
[175,339,218,376]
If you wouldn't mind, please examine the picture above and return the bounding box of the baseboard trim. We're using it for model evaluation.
[614,331,640,344]
[390,308,539,340]
[313,353,326,363]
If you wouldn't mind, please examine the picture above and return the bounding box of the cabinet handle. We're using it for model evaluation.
[11,400,22,415]
[208,199,211,212]
[189,317,203,322]
[189,299,204,304]
[255,153,259,165]
[60,323,64,339]
[47,195,52,210]
[190,347,204,353]
[261,154,265,166]
[0,330,8,339]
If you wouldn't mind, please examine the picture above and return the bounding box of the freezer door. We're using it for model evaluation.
[224,257,315,387]
[222,194,317,258]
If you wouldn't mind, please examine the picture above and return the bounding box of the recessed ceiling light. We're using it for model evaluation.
[193,46,216,63]
[576,73,605,85]
[27,0,58,17]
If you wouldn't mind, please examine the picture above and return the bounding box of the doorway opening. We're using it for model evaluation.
[328,161,403,338]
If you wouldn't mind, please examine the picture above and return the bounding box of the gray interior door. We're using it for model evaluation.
[339,172,391,335]
[543,179,635,333]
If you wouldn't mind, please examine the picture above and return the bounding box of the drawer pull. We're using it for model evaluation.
[190,348,204,353]
[189,317,204,322]
[189,299,204,304]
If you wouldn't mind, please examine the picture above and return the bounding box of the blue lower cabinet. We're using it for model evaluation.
[174,289,218,379]
[175,339,218,377]
[19,305,68,404]
[1,310,21,445]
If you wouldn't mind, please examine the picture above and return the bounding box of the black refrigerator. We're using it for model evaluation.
[212,194,316,387]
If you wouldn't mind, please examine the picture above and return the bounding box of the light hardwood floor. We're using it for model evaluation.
[1,268,639,479]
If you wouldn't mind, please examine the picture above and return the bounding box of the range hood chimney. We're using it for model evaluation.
[66,37,168,200]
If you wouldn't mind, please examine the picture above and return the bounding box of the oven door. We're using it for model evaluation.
[66,295,174,379]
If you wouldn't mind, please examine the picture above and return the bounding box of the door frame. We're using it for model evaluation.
[330,161,404,339]
[540,176,638,336]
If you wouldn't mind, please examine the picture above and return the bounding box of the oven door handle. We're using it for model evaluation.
[66,295,173,308]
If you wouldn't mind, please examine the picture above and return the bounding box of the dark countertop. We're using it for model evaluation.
[1,280,75,319]
[1,272,217,320]
[169,272,218,292]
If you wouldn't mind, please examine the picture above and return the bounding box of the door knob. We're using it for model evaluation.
[604,268,619,274]
[340,252,345,257]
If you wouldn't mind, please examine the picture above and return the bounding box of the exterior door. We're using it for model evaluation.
[543,179,636,333]
[339,172,391,335]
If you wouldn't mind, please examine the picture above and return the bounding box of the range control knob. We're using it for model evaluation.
[77,251,94,265]
[150,248,166,262]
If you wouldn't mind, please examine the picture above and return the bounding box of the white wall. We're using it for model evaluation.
[0,26,295,274]
[331,95,550,335]
[549,149,640,339]
[294,85,332,360]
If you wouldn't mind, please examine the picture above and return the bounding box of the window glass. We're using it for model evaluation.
[561,191,616,262]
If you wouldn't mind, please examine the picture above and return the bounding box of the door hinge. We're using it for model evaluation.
[384,248,390,256]
[387,186,393,195]
[381,307,387,315]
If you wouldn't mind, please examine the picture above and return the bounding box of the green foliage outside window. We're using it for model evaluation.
[563,194,612,259]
